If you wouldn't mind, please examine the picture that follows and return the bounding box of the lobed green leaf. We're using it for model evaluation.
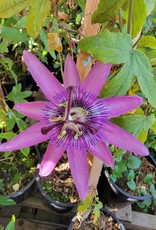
[133,50,156,108]
[78,31,133,64]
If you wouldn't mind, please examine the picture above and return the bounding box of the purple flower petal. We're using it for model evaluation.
[88,141,114,167]
[101,96,143,118]
[39,142,65,176]
[81,62,111,96]
[14,101,47,120]
[0,122,49,152]
[64,54,81,88]
[23,51,64,102]
[102,121,149,156]
[67,146,88,200]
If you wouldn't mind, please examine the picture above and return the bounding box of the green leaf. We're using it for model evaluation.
[0,0,29,18]
[15,16,27,29]
[133,50,156,108]
[7,84,32,104]
[137,129,148,143]
[26,0,51,39]
[0,196,16,206]
[145,0,156,16]
[101,62,136,97]
[5,215,16,230]
[137,201,145,208]
[127,180,136,190]
[0,40,8,53]
[77,0,85,12]
[78,195,92,212]
[20,147,30,157]
[6,114,16,130]
[0,180,3,190]
[116,160,127,173]
[78,31,133,64]
[1,27,29,42]
[145,49,156,66]
[127,156,141,169]
[111,114,155,139]
[0,132,16,140]
[91,0,126,24]
[141,199,152,207]
[138,35,156,49]
[144,174,154,185]
[150,184,156,194]
[151,120,156,134]
[131,0,146,38]
[127,170,135,180]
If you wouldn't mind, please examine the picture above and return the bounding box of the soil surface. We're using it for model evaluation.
[71,211,122,230]
[116,156,156,196]
[0,148,38,194]
[41,153,79,203]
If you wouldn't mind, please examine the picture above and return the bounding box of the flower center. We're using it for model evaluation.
[41,86,97,140]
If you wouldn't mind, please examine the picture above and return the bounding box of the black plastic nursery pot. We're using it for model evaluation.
[97,154,156,209]
[68,207,126,230]
[36,168,78,213]
[1,146,40,204]
[6,177,36,204]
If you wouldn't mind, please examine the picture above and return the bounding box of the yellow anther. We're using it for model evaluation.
[77,107,88,115]
[58,130,67,139]
[49,116,62,122]
[74,131,83,140]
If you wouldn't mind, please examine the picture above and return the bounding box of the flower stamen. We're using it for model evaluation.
[41,121,64,135]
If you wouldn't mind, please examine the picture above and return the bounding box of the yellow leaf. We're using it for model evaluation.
[26,0,51,39]
[48,32,63,52]
[0,0,29,18]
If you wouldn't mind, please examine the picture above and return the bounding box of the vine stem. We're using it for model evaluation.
[58,52,64,81]
[128,0,134,34]
[118,8,122,33]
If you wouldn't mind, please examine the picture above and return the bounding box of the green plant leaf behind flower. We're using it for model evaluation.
[150,184,156,198]
[1,27,29,42]
[26,0,52,39]
[111,114,155,143]
[7,84,32,104]
[127,170,135,180]
[77,194,92,212]
[127,179,136,191]
[0,196,16,206]
[91,0,126,24]
[133,50,156,108]
[144,174,155,185]
[123,0,146,37]
[101,62,136,97]
[5,215,16,230]
[137,35,156,49]
[127,156,141,169]
[78,31,133,64]
[144,0,156,16]
[93,197,103,224]
[0,0,29,18]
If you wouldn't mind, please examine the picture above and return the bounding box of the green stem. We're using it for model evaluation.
[128,0,134,34]
[58,52,64,81]
[119,8,122,32]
